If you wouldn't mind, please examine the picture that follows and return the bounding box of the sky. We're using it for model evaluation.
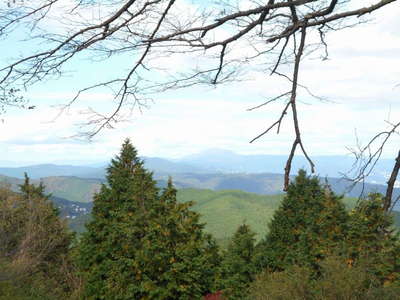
[0,0,399,166]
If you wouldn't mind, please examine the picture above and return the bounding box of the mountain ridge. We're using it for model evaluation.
[1,172,398,209]
[1,149,397,186]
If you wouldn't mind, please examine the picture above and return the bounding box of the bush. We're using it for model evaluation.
[249,265,312,300]
[249,255,400,300]
[0,177,80,299]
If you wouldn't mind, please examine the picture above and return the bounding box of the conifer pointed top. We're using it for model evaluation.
[119,138,138,162]
[19,172,48,199]
[107,138,142,178]
[167,176,174,188]
[161,176,177,203]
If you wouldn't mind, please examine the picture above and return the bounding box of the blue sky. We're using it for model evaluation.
[0,0,399,166]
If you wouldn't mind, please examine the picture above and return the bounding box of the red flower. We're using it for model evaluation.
[203,291,224,300]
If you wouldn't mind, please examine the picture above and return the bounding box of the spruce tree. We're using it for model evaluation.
[256,170,348,272]
[219,223,257,300]
[78,139,219,299]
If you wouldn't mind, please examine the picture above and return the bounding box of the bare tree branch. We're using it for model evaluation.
[346,121,400,211]
[384,150,400,211]
[0,0,398,192]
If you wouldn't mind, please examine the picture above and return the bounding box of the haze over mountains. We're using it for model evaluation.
[1,148,399,238]
[1,148,397,185]
[0,148,399,206]
[1,172,399,239]
[176,149,397,185]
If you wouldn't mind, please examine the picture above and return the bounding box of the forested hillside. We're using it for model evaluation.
[2,140,400,300]
[1,172,397,243]
[1,171,398,205]
[68,188,362,243]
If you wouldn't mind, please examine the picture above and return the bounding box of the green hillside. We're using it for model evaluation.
[393,211,400,228]
[0,175,101,203]
[70,188,359,243]
[0,174,390,242]
[177,189,283,241]
[178,189,360,241]
[42,176,101,203]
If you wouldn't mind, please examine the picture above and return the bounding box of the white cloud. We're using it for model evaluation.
[2,84,398,163]
[1,0,399,164]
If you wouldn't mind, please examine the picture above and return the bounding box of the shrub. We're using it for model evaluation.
[249,255,400,300]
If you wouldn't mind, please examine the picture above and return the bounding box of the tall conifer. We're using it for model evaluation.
[345,193,400,284]
[219,223,257,299]
[256,170,348,272]
[78,139,219,299]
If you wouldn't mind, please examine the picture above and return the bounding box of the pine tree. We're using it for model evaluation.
[78,139,219,299]
[256,170,348,272]
[219,223,257,300]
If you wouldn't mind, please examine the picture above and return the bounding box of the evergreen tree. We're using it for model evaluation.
[256,170,348,272]
[19,172,47,199]
[219,223,257,300]
[345,193,400,284]
[78,139,219,299]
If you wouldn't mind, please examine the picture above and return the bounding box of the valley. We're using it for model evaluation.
[1,151,399,242]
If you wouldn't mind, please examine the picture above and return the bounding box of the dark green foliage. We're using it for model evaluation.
[250,172,400,298]
[219,223,257,299]
[256,170,348,272]
[345,193,400,284]
[78,139,219,299]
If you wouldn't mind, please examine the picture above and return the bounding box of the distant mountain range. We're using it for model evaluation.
[1,171,399,209]
[1,149,397,186]
[1,148,399,211]
[176,149,397,185]
[0,164,102,179]
[0,157,208,179]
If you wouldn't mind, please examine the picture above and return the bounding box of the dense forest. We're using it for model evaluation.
[1,139,399,299]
